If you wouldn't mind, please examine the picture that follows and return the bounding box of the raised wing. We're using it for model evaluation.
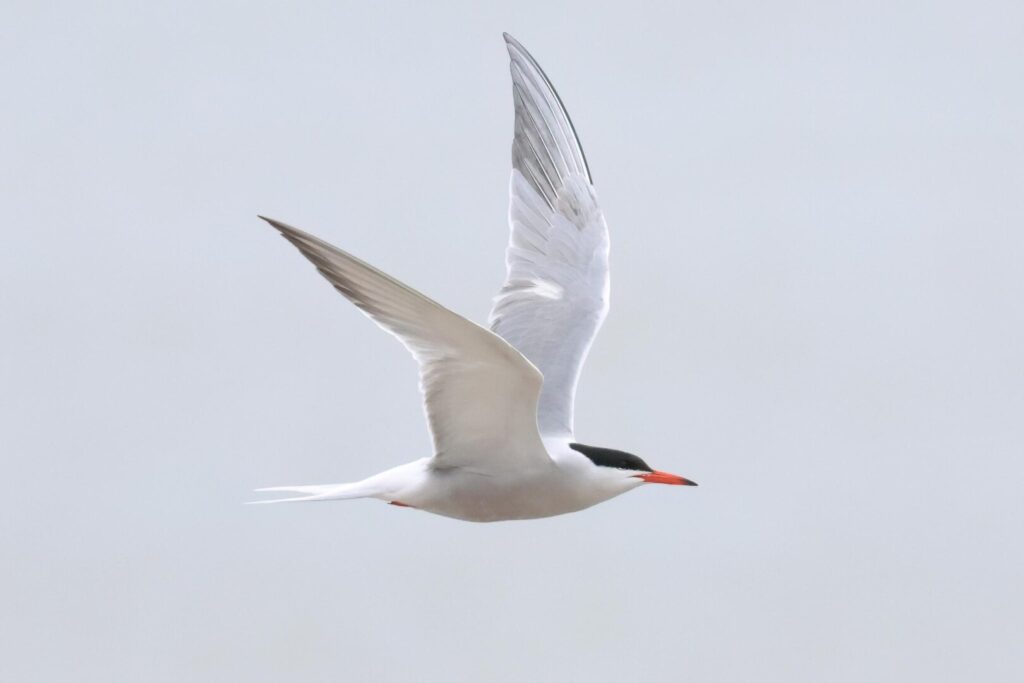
[261,216,551,473]
[489,34,610,439]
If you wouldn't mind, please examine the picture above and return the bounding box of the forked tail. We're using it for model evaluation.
[248,482,372,505]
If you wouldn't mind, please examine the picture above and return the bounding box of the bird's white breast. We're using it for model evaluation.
[397,445,641,522]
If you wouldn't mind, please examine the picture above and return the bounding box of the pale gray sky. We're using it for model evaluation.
[3,1,1023,681]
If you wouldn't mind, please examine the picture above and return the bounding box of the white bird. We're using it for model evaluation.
[253,34,696,521]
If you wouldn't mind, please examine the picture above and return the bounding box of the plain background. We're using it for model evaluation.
[3,1,1022,681]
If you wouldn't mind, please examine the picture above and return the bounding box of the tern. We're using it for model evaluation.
[253,34,697,521]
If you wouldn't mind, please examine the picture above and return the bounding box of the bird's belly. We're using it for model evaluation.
[410,470,594,522]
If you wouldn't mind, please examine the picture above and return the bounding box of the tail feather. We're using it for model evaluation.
[248,483,371,505]
[246,495,327,505]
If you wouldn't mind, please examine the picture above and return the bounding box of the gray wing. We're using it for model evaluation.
[261,216,551,473]
[488,34,610,439]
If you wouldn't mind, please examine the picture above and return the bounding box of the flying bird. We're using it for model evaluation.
[253,34,696,521]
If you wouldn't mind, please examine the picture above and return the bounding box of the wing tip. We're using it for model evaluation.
[502,32,534,66]
[258,214,291,232]
[258,215,318,247]
[501,33,593,184]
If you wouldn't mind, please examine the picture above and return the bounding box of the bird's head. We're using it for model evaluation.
[569,443,697,488]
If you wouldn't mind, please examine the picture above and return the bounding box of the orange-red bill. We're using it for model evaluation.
[635,471,698,486]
